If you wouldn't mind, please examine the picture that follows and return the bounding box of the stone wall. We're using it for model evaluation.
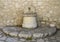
[0,0,60,28]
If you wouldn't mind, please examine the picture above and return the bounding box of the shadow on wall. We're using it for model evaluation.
[5,9,24,27]
[15,9,24,27]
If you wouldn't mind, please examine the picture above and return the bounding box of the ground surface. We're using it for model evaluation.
[0,27,60,42]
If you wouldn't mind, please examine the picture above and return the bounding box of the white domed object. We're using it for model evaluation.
[22,16,37,28]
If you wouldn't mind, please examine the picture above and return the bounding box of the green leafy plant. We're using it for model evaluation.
[26,37,32,40]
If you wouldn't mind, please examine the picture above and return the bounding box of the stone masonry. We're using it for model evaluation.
[0,0,60,29]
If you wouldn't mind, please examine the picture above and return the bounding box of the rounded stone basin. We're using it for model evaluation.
[2,27,56,38]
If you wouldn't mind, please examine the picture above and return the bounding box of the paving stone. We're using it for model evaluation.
[0,30,7,41]
[56,37,60,42]
[44,38,57,42]
[44,33,48,37]
[9,32,18,37]
[0,35,7,41]
[47,30,60,42]
[25,40,36,42]
[48,39,57,42]
[0,41,5,42]
[51,40,57,42]
[18,41,24,42]
[6,37,18,42]
[31,39,36,42]
[19,38,26,42]
[44,38,49,41]
[39,32,48,37]
[0,27,5,29]
[33,27,56,38]
[33,33,43,38]
[0,31,3,34]
[19,31,32,38]
[37,39,45,42]
[0,34,3,38]
[44,38,51,42]
[31,29,43,38]
[45,40,49,42]
[50,37,56,40]
[43,27,56,36]
[54,30,60,37]
[0,31,3,38]
[3,27,21,37]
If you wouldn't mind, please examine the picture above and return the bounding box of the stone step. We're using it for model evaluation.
[2,27,56,39]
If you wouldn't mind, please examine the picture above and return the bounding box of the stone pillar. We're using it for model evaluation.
[22,7,37,29]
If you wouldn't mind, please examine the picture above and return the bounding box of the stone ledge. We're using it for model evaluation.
[0,28,60,42]
[2,27,56,39]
